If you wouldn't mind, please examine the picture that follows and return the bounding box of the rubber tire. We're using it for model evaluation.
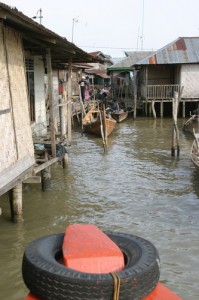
[22,232,160,300]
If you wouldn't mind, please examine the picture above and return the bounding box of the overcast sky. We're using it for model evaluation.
[2,0,199,58]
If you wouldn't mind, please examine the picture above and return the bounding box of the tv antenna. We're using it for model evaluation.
[32,8,43,24]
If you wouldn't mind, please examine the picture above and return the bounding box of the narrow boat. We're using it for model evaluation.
[183,114,199,135]
[82,106,116,137]
[111,109,128,123]
[106,100,128,123]
[191,133,199,171]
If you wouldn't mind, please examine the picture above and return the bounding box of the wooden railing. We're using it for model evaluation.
[146,84,181,100]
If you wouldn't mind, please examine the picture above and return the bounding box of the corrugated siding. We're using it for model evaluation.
[0,25,34,172]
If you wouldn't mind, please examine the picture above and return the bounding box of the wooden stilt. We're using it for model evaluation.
[41,167,51,191]
[151,100,156,118]
[9,183,23,222]
[59,96,66,138]
[183,100,185,118]
[171,91,180,156]
[133,70,137,119]
[160,101,163,118]
[62,153,69,169]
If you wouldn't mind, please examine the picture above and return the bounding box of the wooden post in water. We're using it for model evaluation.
[151,100,156,118]
[41,166,51,191]
[133,70,137,119]
[62,153,69,169]
[171,91,180,156]
[9,183,23,222]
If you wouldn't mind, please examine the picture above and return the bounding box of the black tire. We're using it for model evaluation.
[22,232,160,300]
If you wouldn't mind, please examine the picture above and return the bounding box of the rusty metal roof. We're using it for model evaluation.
[134,37,199,65]
[107,51,154,70]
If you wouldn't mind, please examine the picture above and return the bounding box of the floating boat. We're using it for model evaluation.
[82,106,116,137]
[183,114,199,135]
[24,224,182,300]
[106,100,128,123]
[191,133,199,171]
[111,109,128,123]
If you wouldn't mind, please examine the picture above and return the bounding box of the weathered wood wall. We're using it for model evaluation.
[0,25,34,174]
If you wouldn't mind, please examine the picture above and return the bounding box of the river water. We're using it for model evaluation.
[0,117,199,300]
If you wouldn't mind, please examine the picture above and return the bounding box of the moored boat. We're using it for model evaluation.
[111,109,128,123]
[82,106,116,137]
[183,114,199,135]
[191,133,199,171]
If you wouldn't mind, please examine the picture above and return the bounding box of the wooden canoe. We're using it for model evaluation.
[183,115,199,135]
[191,134,199,171]
[82,107,116,137]
[111,109,128,123]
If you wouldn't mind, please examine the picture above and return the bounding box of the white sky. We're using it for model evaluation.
[2,0,199,58]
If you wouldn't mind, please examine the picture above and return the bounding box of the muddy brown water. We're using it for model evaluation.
[0,117,199,300]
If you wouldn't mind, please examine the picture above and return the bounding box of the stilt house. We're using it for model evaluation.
[133,37,199,117]
[0,3,96,209]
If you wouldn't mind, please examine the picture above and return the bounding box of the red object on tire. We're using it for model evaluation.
[62,224,125,273]
[26,283,182,300]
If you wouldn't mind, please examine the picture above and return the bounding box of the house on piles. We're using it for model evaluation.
[0,2,96,222]
[107,51,154,111]
[85,51,113,89]
[133,37,199,118]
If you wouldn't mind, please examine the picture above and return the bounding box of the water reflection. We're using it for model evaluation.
[0,117,199,300]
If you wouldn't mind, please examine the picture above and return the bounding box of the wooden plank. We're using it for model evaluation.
[34,157,59,174]
[0,166,35,197]
[0,155,35,191]
[23,176,41,183]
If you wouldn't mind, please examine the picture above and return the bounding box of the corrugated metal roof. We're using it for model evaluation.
[107,51,154,70]
[134,37,199,65]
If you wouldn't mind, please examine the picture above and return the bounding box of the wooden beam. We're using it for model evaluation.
[0,155,35,196]
[23,176,41,183]
[34,157,59,174]
[46,48,56,158]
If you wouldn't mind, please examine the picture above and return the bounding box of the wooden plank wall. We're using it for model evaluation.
[0,24,34,174]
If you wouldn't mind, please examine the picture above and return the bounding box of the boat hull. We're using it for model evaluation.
[111,111,128,123]
[191,138,199,171]
[83,109,116,137]
[183,115,199,135]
